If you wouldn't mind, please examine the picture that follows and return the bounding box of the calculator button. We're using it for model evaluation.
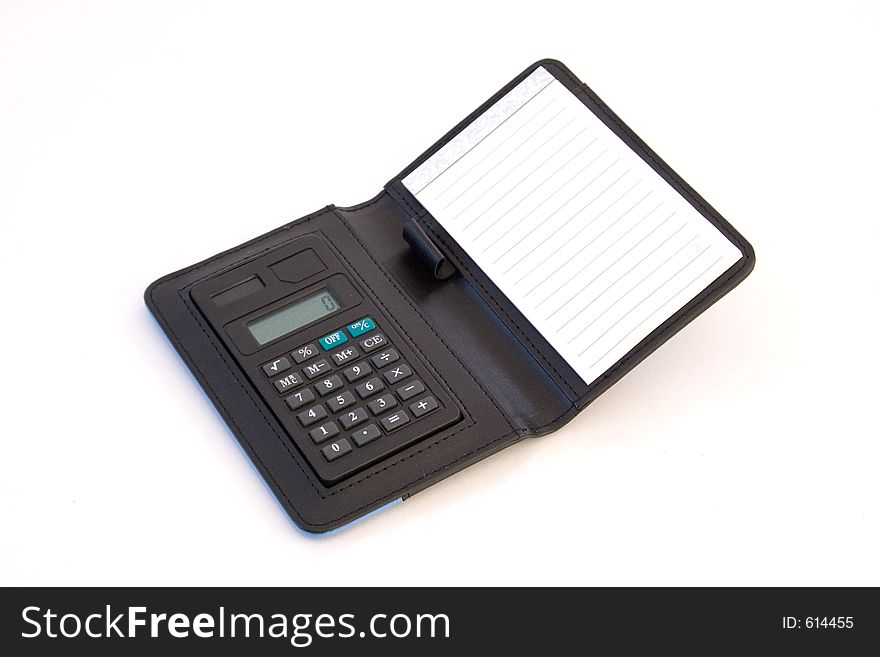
[347,317,377,337]
[319,330,348,351]
[355,377,385,399]
[351,424,381,447]
[285,388,315,411]
[330,345,360,366]
[409,396,439,418]
[310,421,340,444]
[291,343,319,364]
[343,361,373,382]
[367,394,398,415]
[326,390,356,412]
[297,405,327,427]
[339,407,369,430]
[395,380,425,401]
[302,359,331,379]
[273,371,304,393]
[359,333,387,353]
[382,363,412,385]
[370,349,399,369]
[262,357,291,377]
[321,437,352,461]
[380,411,410,432]
[314,375,344,396]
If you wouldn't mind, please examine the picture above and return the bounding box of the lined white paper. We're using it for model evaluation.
[403,67,742,384]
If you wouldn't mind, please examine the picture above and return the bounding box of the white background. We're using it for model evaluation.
[2,1,878,586]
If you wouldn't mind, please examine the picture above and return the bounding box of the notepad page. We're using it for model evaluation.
[402,67,743,385]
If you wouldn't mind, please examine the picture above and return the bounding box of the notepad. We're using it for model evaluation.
[402,67,742,385]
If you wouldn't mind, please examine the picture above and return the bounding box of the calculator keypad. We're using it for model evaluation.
[258,315,458,485]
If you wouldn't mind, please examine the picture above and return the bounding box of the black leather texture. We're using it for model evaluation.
[145,59,754,532]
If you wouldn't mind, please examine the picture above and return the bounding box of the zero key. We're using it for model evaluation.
[321,438,352,462]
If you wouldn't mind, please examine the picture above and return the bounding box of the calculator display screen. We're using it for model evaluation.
[247,289,341,346]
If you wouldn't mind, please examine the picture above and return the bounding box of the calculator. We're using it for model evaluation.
[189,235,461,486]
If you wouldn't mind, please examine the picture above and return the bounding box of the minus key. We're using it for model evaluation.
[396,380,425,401]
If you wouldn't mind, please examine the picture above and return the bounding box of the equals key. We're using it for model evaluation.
[380,410,410,432]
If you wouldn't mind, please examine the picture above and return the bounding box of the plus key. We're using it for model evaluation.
[409,396,438,418]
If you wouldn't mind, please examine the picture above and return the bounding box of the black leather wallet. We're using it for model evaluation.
[146,59,754,532]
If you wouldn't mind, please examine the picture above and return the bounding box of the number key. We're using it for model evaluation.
[339,407,368,430]
[367,393,398,415]
[297,404,327,427]
[314,375,343,396]
[355,377,385,399]
[321,437,352,461]
[343,361,372,383]
[285,388,315,411]
[326,390,355,411]
[309,421,340,444]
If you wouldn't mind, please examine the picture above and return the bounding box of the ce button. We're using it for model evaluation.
[359,333,387,353]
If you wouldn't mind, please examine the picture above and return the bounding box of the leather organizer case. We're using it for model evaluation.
[145,59,755,532]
